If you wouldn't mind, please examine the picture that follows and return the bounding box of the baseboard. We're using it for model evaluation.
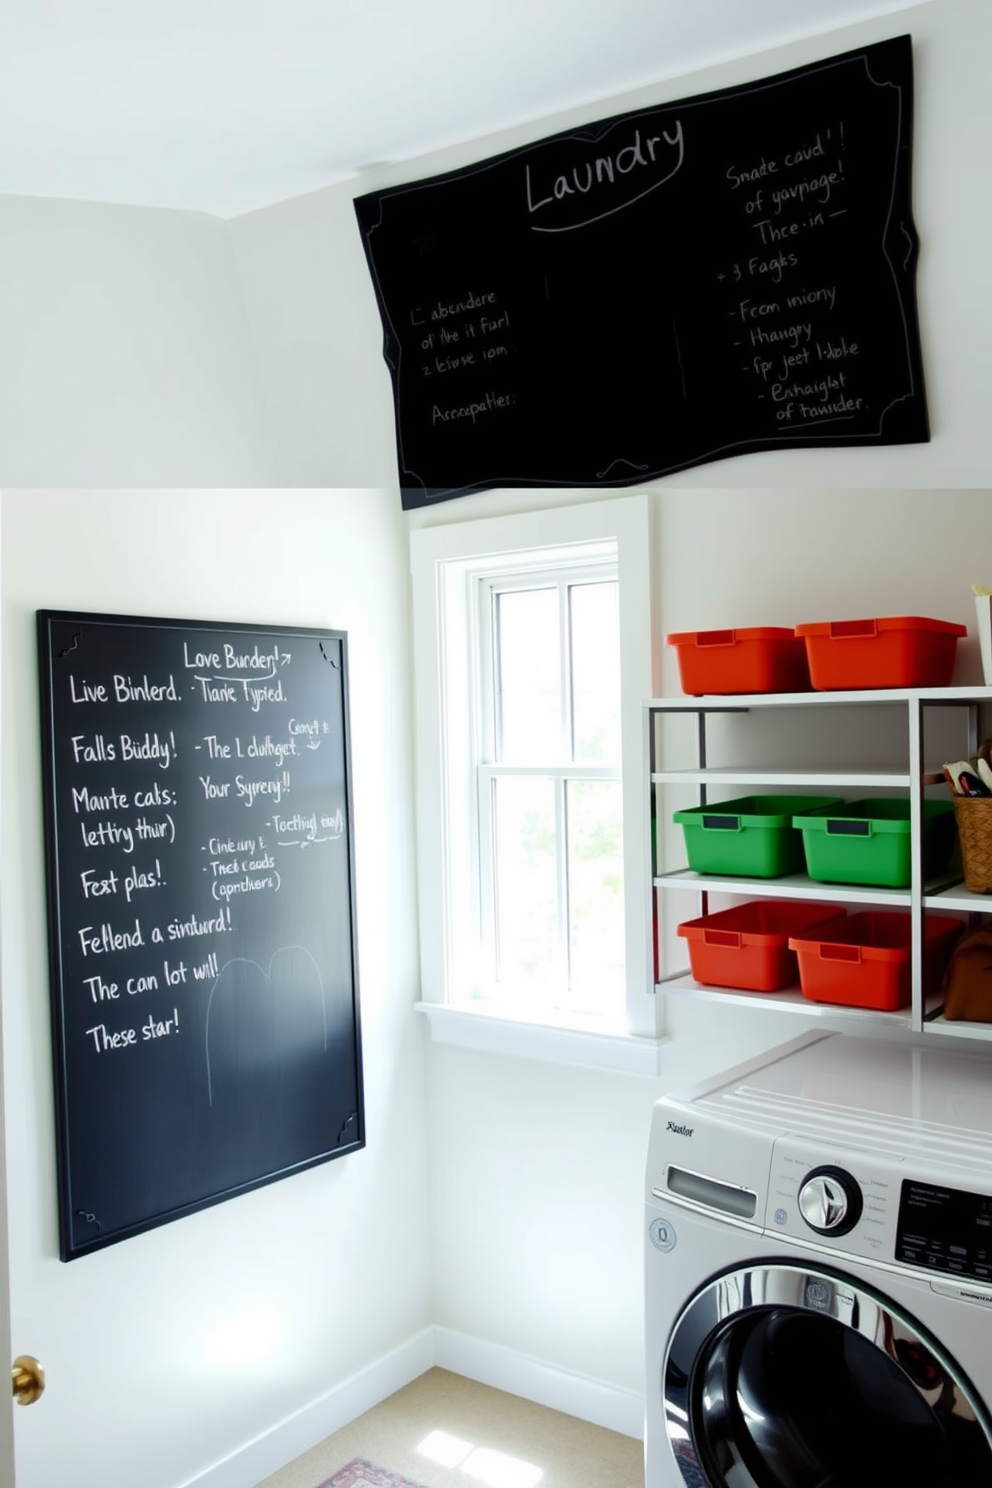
[433,1326,644,1441]
[180,1327,436,1488]
[181,1323,644,1487]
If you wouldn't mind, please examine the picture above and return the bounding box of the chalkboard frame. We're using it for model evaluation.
[355,33,927,508]
[37,609,365,1261]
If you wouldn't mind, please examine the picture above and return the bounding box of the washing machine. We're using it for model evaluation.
[645,1030,992,1488]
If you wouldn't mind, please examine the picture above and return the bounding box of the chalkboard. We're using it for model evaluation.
[37,611,364,1260]
[355,34,927,508]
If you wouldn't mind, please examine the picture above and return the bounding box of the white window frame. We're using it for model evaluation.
[409,494,664,1073]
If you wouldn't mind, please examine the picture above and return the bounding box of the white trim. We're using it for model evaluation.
[410,493,661,1044]
[433,1326,644,1440]
[178,1329,436,1488]
[416,1001,666,1075]
[480,764,619,779]
[179,1323,646,1485]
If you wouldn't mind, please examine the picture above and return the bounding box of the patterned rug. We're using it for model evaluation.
[317,1461,432,1488]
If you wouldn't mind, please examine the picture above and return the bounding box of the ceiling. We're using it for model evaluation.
[0,0,930,219]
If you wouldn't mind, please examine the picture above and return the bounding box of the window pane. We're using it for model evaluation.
[496,588,560,762]
[494,776,559,988]
[567,779,624,1008]
[570,581,621,764]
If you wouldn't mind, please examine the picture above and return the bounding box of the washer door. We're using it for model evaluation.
[663,1263,992,1488]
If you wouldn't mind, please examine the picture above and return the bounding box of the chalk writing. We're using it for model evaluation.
[415,282,519,412]
[715,116,875,426]
[272,808,345,847]
[432,390,516,425]
[524,121,685,231]
[83,1007,181,1054]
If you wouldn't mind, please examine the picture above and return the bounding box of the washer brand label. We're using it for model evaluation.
[666,1120,694,1137]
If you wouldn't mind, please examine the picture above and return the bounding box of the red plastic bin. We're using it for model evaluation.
[666,627,811,695]
[788,910,964,1011]
[794,616,967,690]
[678,900,847,992]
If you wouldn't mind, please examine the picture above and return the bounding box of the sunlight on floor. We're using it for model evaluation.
[417,1432,475,1469]
[416,1430,543,1488]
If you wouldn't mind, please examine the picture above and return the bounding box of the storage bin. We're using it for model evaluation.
[678,900,847,991]
[789,910,964,1011]
[673,795,843,878]
[794,615,967,690]
[952,795,992,893]
[666,627,811,696]
[795,798,957,888]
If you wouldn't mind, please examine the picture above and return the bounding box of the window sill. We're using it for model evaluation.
[414,1001,667,1075]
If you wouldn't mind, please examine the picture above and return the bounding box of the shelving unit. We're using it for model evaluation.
[645,685,992,1039]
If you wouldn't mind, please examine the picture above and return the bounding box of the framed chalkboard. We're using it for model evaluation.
[355,34,927,508]
[37,611,364,1260]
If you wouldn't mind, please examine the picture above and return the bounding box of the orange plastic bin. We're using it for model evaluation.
[678,900,846,992]
[666,627,811,695]
[794,616,967,690]
[789,910,964,1010]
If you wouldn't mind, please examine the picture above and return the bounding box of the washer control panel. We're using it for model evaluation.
[768,1136,992,1282]
[767,1136,897,1261]
[897,1181,992,1285]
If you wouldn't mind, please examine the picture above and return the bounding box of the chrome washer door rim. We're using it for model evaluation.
[662,1261,992,1488]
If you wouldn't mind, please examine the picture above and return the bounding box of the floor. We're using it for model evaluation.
[254,1368,644,1488]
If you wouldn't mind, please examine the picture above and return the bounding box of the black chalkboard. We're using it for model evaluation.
[355,34,927,508]
[37,611,364,1260]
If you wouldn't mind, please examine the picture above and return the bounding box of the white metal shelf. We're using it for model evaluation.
[654,868,913,906]
[925,884,992,913]
[647,686,992,710]
[661,974,923,1028]
[655,869,967,907]
[646,685,992,1040]
[924,1015,992,1043]
[651,766,939,788]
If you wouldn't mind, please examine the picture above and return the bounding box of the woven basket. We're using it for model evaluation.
[953,796,992,893]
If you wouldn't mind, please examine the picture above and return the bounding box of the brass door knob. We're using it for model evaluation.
[11,1357,44,1406]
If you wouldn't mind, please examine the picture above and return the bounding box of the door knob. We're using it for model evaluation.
[11,1356,44,1406]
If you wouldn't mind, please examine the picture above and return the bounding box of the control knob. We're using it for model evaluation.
[798,1165,863,1237]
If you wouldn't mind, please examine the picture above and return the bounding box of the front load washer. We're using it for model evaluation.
[645,1030,992,1488]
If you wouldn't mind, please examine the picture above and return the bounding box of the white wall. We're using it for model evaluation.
[655,488,992,676]
[229,186,396,490]
[0,491,431,1488]
[229,0,992,492]
[0,198,275,486]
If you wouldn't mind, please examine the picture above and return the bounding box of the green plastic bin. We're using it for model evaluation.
[794,798,958,887]
[673,795,844,878]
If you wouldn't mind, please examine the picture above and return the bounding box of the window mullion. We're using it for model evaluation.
[478,578,498,762]
[558,580,573,1004]
[475,579,498,996]
[557,774,570,1003]
[559,578,573,763]
[477,769,497,988]
[478,764,618,781]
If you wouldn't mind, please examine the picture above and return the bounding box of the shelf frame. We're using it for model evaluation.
[646,685,992,1038]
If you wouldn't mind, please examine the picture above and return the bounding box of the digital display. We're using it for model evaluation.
[896,1181,992,1283]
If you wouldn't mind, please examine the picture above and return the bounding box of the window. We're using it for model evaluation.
[410,495,662,1069]
[477,564,624,1022]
